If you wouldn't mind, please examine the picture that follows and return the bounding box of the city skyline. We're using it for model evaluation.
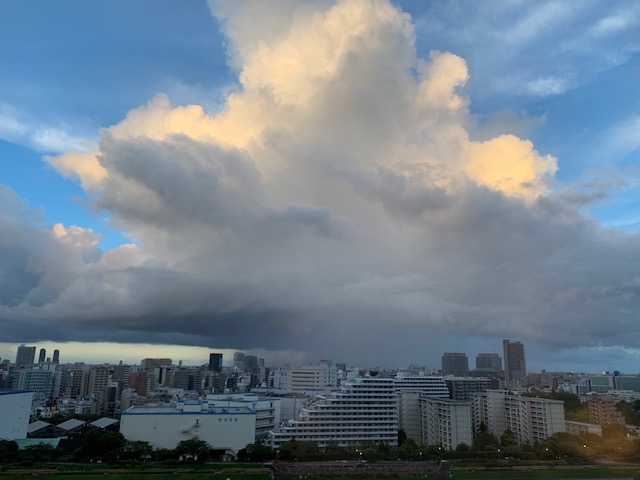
[1,1,640,371]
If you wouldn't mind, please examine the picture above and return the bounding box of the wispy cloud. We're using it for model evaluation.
[0,103,92,153]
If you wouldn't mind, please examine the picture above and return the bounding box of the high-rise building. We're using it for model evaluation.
[475,353,502,371]
[503,339,526,383]
[38,348,46,363]
[208,353,223,372]
[15,345,36,368]
[141,358,172,370]
[233,352,246,372]
[52,350,60,364]
[269,377,398,447]
[244,355,258,370]
[441,353,469,376]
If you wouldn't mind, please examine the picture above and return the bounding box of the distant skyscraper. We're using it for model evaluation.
[52,350,60,364]
[141,358,172,370]
[441,353,469,376]
[503,339,526,383]
[233,352,246,371]
[244,355,258,370]
[209,353,223,372]
[38,348,46,363]
[15,345,36,368]
[476,353,502,371]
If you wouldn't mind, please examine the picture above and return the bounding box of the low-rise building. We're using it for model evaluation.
[120,400,255,454]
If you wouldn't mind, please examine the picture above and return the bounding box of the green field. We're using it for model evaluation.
[2,466,640,480]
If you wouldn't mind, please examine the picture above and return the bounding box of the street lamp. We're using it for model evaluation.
[497,448,501,459]
[420,451,423,462]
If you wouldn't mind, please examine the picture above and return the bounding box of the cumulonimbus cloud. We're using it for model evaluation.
[2,0,639,364]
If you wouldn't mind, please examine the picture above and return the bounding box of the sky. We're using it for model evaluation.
[1,0,640,372]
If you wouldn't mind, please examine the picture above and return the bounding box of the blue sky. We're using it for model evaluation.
[1,0,639,371]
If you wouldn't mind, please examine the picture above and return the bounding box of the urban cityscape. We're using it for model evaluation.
[2,0,640,476]
[3,338,640,466]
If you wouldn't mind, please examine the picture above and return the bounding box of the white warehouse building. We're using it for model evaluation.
[0,391,34,440]
[206,392,280,440]
[120,400,255,453]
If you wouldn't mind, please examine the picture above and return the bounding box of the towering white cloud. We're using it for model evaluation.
[2,0,639,364]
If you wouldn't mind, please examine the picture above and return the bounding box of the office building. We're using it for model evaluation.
[244,355,258,370]
[442,353,469,377]
[476,353,502,371]
[419,396,472,450]
[269,377,398,447]
[233,352,246,372]
[38,348,46,363]
[209,353,223,372]
[141,358,172,370]
[52,349,60,364]
[503,339,526,383]
[15,345,36,368]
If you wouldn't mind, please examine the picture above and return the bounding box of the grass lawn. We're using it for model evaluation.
[452,469,640,479]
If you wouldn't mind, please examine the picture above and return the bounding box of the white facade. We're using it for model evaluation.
[0,391,34,440]
[393,373,450,397]
[398,390,421,442]
[206,392,281,439]
[473,390,565,444]
[419,396,472,450]
[269,377,398,448]
[285,363,337,392]
[120,402,255,453]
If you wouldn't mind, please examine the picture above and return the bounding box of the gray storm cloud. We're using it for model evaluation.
[1,0,639,364]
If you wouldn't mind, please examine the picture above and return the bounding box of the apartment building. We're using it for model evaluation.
[269,377,398,447]
[473,390,565,444]
[419,396,472,450]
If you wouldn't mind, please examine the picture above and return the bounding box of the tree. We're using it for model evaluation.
[75,430,125,459]
[0,440,19,463]
[456,443,470,452]
[121,440,154,460]
[500,429,517,447]
[25,443,60,462]
[175,438,211,463]
[238,442,273,462]
[472,431,499,451]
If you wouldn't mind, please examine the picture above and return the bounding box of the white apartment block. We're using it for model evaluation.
[269,377,398,448]
[393,373,450,397]
[395,374,450,443]
[398,391,421,442]
[473,390,565,444]
[0,391,34,440]
[419,396,472,450]
[284,363,337,392]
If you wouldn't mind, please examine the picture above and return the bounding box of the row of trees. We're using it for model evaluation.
[0,433,215,465]
[239,423,640,464]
